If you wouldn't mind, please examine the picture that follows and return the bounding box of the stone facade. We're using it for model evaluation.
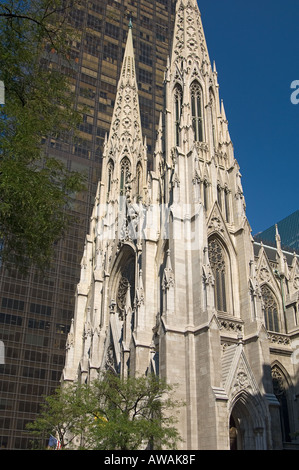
[62,0,299,450]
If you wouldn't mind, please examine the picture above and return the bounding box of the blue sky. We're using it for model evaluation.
[197,0,299,235]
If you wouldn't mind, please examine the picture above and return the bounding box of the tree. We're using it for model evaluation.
[26,382,95,449]
[0,0,86,272]
[27,372,184,450]
[83,372,184,450]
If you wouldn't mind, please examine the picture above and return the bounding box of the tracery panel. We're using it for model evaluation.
[208,237,227,313]
[261,285,279,332]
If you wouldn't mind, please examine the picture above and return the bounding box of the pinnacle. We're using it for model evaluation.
[120,23,135,82]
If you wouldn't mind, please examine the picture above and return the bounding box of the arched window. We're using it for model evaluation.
[191,81,203,142]
[261,285,279,332]
[174,84,183,146]
[120,157,131,196]
[208,237,227,313]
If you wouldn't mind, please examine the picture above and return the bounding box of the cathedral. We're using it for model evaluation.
[62,0,299,450]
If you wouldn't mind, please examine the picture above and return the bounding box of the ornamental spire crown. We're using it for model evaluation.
[170,0,211,71]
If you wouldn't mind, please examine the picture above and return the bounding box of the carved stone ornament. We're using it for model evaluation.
[208,215,225,234]
[232,364,251,395]
[162,269,174,291]
[202,265,214,287]
[294,276,299,290]
[259,266,271,283]
[271,366,287,396]
[267,333,291,346]
[220,319,243,334]
[66,331,74,350]
[105,344,117,374]
[117,276,130,318]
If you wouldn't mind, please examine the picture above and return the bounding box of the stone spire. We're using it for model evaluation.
[99,21,147,207]
[103,21,144,159]
[170,0,211,70]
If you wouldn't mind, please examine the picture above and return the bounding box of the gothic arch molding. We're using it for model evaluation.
[109,243,137,314]
[207,233,238,316]
[228,390,268,450]
[207,203,240,316]
[208,236,229,313]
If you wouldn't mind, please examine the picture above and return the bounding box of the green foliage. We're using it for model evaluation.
[83,372,184,450]
[27,372,184,450]
[0,156,84,270]
[26,382,94,449]
[0,0,86,272]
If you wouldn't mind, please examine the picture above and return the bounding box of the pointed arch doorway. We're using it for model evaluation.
[229,393,267,450]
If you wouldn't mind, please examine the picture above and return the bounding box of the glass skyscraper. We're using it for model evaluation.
[0,0,175,449]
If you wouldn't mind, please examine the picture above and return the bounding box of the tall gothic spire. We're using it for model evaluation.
[170,0,210,69]
[103,21,144,158]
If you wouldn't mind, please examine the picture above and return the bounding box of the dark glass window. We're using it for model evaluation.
[2,298,24,311]
[103,42,119,62]
[0,313,22,326]
[105,22,120,40]
[139,41,152,66]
